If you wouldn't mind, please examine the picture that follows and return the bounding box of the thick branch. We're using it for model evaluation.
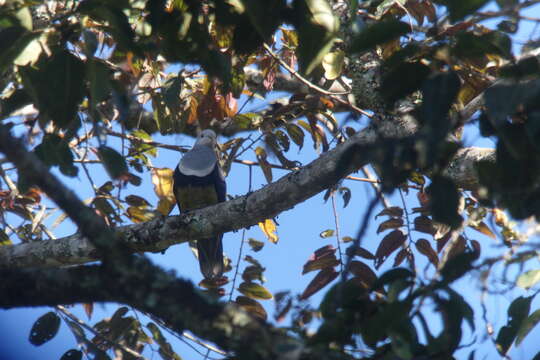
[0,117,495,269]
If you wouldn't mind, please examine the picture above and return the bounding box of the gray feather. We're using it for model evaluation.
[178,145,217,177]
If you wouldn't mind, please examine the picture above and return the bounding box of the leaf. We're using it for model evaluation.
[300,267,339,300]
[377,218,403,233]
[415,238,439,266]
[126,206,156,223]
[469,221,496,239]
[319,229,334,238]
[258,218,278,243]
[242,265,266,283]
[29,312,61,346]
[248,238,265,252]
[350,19,410,54]
[338,187,351,208]
[0,229,13,246]
[20,50,85,129]
[98,146,129,180]
[375,230,406,268]
[83,303,93,320]
[496,296,533,355]
[346,246,375,260]
[393,248,408,267]
[151,168,176,215]
[516,309,540,346]
[349,261,377,288]
[274,291,293,322]
[381,61,431,103]
[238,282,273,300]
[517,270,540,289]
[34,134,78,177]
[236,296,268,321]
[322,50,345,80]
[376,206,403,218]
[302,248,339,274]
[255,146,273,183]
[294,0,339,75]
[286,123,305,149]
[146,322,181,360]
[60,350,83,360]
[0,27,40,72]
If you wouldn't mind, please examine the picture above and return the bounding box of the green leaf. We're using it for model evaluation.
[496,296,533,354]
[60,350,83,360]
[294,0,339,75]
[87,59,112,110]
[453,31,512,60]
[20,50,85,129]
[350,19,410,54]
[516,309,540,346]
[98,146,129,179]
[29,312,61,346]
[34,134,78,177]
[517,270,540,289]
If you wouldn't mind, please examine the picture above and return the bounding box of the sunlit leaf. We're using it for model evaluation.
[239,282,273,300]
[517,270,540,290]
[255,147,273,183]
[319,229,334,238]
[302,248,339,274]
[151,168,176,215]
[258,218,278,243]
[322,50,345,80]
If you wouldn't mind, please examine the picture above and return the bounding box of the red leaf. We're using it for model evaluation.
[375,206,403,219]
[300,268,339,300]
[347,246,376,260]
[375,230,406,268]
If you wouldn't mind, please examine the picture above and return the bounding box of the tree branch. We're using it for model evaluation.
[0,118,495,269]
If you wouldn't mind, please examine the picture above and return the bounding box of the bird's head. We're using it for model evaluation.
[195,129,217,147]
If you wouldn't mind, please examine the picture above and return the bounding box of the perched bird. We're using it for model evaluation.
[173,129,226,279]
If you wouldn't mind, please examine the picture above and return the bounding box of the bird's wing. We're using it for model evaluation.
[177,145,217,177]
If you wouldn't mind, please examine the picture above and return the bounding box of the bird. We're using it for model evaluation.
[173,129,226,280]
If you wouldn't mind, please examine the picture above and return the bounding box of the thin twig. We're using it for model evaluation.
[331,193,344,274]
[262,44,372,118]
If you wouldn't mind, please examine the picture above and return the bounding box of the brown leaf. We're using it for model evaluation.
[470,239,481,259]
[375,230,406,268]
[375,206,404,219]
[242,265,266,283]
[236,296,267,321]
[447,236,466,259]
[238,282,273,300]
[300,268,339,300]
[346,246,375,260]
[414,215,435,235]
[393,248,408,267]
[83,303,93,320]
[313,244,336,258]
[248,238,265,252]
[437,232,451,253]
[377,218,404,234]
[349,261,377,288]
[415,238,439,267]
[302,251,339,274]
[274,291,293,323]
[469,221,496,239]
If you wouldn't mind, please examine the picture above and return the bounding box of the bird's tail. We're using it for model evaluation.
[197,236,224,280]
